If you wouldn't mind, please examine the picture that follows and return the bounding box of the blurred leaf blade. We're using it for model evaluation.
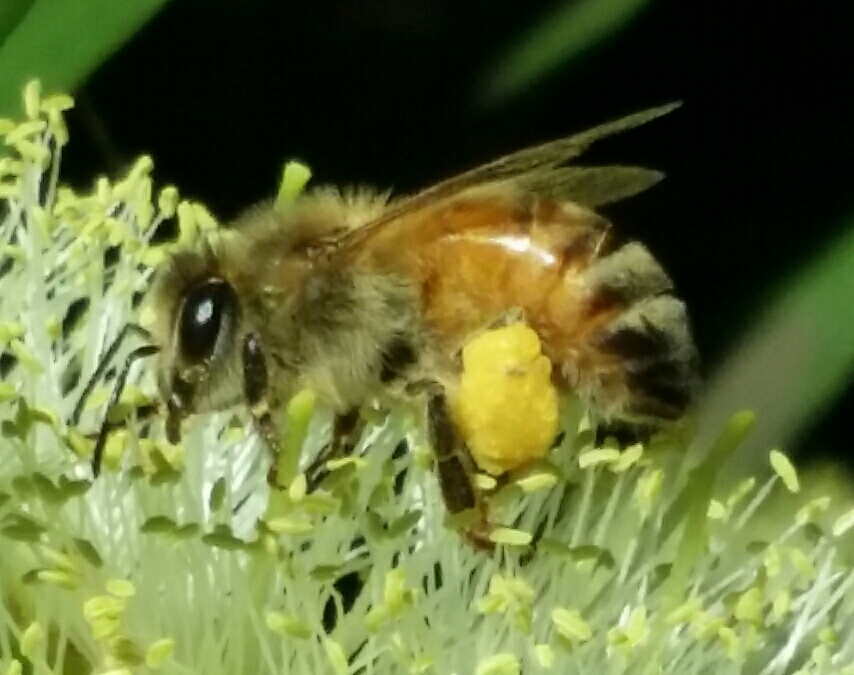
[478,0,656,107]
[696,219,854,483]
[0,0,37,46]
[0,0,171,116]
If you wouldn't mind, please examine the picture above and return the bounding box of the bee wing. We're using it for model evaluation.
[515,166,664,207]
[324,102,679,255]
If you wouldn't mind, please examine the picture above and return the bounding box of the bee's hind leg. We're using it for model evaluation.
[426,391,494,552]
[451,307,528,369]
[487,306,526,329]
[241,333,285,488]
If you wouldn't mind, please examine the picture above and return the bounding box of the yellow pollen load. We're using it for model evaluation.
[452,323,560,475]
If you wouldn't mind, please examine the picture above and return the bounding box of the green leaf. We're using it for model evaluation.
[698,220,854,484]
[0,0,171,116]
[478,0,657,107]
[0,1,37,46]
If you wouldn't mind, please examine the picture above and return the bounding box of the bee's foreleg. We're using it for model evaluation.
[304,408,363,493]
[241,333,283,487]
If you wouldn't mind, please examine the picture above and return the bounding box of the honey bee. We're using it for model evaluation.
[76,103,698,541]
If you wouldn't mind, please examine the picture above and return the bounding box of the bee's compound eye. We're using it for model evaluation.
[179,279,236,363]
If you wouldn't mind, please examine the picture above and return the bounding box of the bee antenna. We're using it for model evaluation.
[91,343,160,479]
[72,323,155,425]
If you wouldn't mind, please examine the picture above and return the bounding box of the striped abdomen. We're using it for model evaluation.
[356,187,699,426]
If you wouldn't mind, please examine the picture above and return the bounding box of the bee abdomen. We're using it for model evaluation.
[593,294,698,419]
[555,240,699,425]
[582,241,675,302]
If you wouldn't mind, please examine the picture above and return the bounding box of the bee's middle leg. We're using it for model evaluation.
[304,408,363,493]
[241,333,284,487]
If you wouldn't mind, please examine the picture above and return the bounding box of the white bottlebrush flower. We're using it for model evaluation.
[2,80,854,675]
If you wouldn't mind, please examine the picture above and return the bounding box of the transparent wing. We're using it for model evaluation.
[514,165,664,207]
[324,102,680,255]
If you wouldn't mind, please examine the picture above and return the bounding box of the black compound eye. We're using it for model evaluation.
[178,279,236,364]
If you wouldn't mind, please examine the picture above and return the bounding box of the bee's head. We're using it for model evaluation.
[150,244,245,441]
[81,241,250,479]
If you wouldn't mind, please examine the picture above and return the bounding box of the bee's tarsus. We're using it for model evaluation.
[242,333,269,407]
[304,408,362,493]
[165,402,184,445]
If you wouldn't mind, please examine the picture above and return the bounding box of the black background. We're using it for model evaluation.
[58,0,852,466]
